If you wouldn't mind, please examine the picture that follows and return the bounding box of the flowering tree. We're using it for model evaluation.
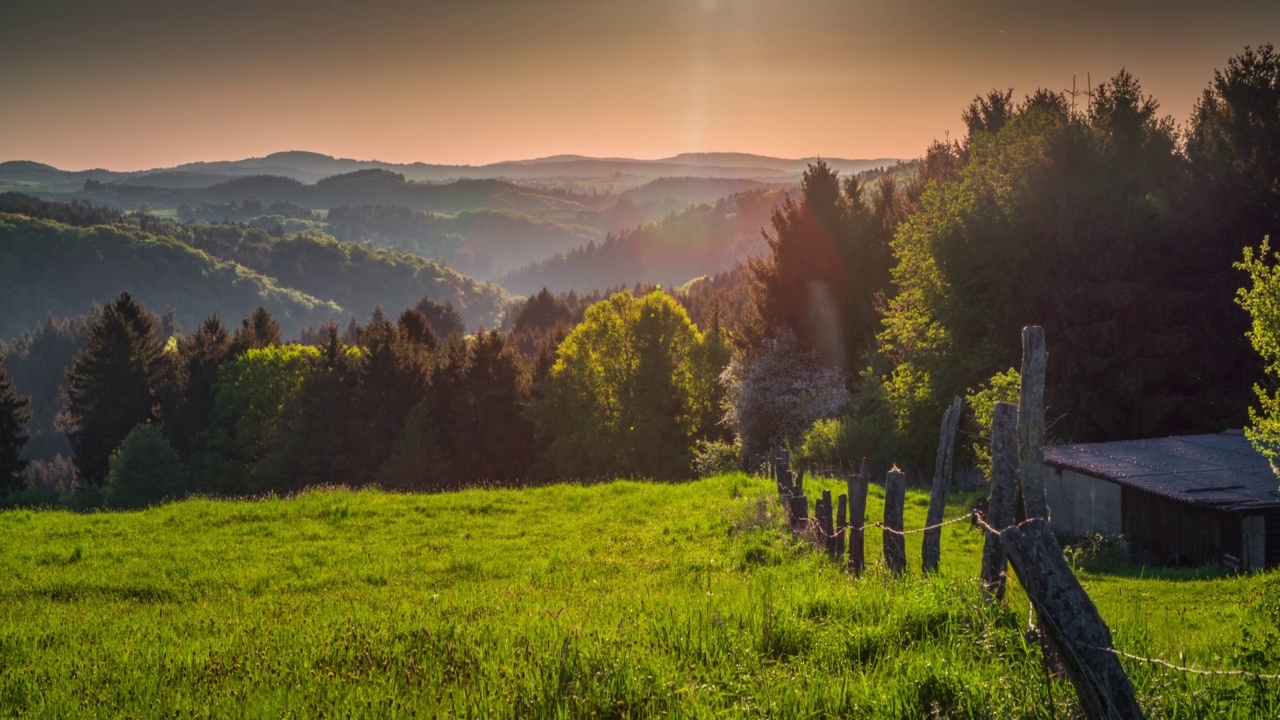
[721,328,850,467]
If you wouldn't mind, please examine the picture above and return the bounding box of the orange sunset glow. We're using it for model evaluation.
[3,0,1277,169]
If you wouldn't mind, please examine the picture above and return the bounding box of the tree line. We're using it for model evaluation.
[0,282,737,507]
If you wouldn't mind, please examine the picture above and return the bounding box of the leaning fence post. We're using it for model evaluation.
[1018,325,1048,521]
[980,401,1018,601]
[1002,518,1145,720]
[847,459,870,575]
[923,396,963,573]
[883,468,906,575]
[835,493,848,562]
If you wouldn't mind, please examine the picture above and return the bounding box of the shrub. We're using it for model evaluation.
[692,439,741,477]
[104,423,187,509]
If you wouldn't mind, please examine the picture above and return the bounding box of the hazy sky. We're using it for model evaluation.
[2,0,1276,170]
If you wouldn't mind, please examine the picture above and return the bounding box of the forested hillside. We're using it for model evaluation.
[0,213,341,341]
[499,189,785,294]
[0,194,513,339]
[325,205,601,278]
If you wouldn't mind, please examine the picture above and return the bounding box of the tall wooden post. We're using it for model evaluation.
[846,458,870,575]
[1003,519,1145,720]
[923,396,963,573]
[883,468,907,575]
[816,490,834,555]
[835,494,848,562]
[1018,326,1048,521]
[980,402,1018,601]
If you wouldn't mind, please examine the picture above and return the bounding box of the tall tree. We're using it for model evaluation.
[414,296,466,339]
[529,291,728,481]
[165,316,234,460]
[232,306,282,353]
[749,161,895,372]
[0,351,31,495]
[62,293,172,486]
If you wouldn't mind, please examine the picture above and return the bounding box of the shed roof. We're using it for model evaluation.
[1044,431,1280,512]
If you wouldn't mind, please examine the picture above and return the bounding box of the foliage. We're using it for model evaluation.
[964,368,1020,477]
[691,439,741,477]
[1,313,93,460]
[0,212,343,341]
[796,417,851,471]
[720,328,850,466]
[0,351,31,494]
[423,331,534,485]
[104,423,187,509]
[749,162,896,370]
[190,344,317,496]
[62,293,172,486]
[530,291,728,480]
[874,72,1214,469]
[1236,237,1280,470]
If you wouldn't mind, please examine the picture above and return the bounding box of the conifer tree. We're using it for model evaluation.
[166,316,233,459]
[414,296,466,339]
[62,292,171,486]
[232,306,282,353]
[0,351,32,495]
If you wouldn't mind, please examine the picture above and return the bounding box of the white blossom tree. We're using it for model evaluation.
[720,329,850,467]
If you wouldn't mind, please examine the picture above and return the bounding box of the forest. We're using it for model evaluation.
[1,46,1278,512]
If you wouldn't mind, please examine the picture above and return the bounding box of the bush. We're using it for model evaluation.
[692,439,741,477]
[797,417,849,470]
[964,369,1020,478]
[104,423,188,509]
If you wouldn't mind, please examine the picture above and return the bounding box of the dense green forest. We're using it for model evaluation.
[1,46,1278,510]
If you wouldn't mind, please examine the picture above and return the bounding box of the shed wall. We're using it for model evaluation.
[1045,466,1121,536]
[1120,487,1240,567]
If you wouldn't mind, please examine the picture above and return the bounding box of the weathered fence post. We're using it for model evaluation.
[980,402,1018,601]
[847,458,870,574]
[816,490,834,554]
[835,493,848,562]
[883,468,906,575]
[923,396,963,573]
[1003,519,1145,720]
[1018,326,1048,521]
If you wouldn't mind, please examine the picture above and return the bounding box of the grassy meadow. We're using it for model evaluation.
[1,473,1278,718]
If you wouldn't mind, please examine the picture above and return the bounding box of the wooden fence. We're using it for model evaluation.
[767,326,1146,720]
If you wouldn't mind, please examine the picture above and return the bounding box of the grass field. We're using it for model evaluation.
[2,473,1278,718]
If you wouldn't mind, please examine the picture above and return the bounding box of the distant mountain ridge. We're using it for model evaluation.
[0,151,901,188]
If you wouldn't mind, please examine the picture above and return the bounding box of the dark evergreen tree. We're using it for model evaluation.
[425,331,534,485]
[62,293,171,486]
[414,296,466,339]
[0,351,31,495]
[0,312,93,461]
[165,316,234,460]
[748,161,893,372]
[396,309,440,351]
[337,315,431,484]
[232,307,282,353]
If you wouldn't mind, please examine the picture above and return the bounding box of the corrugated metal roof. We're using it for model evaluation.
[1044,431,1280,512]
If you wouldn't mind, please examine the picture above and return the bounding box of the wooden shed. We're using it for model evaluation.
[1043,430,1280,570]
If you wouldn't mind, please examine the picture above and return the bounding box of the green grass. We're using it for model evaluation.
[1,473,1278,718]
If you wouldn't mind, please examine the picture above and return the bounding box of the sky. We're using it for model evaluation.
[1,0,1276,170]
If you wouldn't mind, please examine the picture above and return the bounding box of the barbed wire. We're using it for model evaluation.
[964,515,1280,683]
[802,511,975,539]
[1085,643,1280,682]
